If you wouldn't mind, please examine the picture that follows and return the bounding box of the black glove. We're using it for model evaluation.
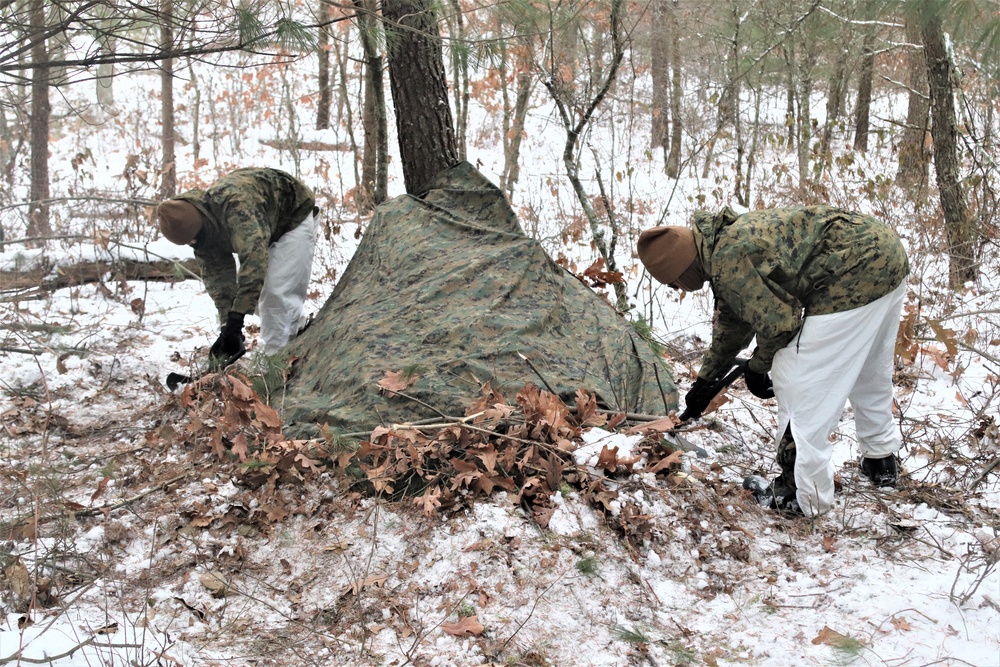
[744,369,775,399]
[209,311,246,365]
[681,377,719,421]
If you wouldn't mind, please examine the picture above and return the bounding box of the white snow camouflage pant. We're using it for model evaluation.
[771,280,906,516]
[257,211,318,354]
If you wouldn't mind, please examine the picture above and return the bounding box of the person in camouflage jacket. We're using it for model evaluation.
[157,168,318,362]
[638,206,909,516]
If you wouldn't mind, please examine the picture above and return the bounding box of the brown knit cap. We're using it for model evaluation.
[636,225,697,285]
[157,199,203,245]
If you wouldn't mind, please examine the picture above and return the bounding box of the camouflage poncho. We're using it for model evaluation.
[279,162,675,436]
[176,168,315,322]
[693,206,908,379]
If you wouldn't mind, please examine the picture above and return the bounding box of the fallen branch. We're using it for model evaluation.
[1,258,200,294]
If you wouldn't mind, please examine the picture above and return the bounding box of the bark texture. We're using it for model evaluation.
[382,0,459,195]
[920,5,976,287]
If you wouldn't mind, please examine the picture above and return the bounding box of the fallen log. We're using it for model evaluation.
[0,257,201,296]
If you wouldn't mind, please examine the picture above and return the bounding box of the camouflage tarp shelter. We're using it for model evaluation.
[280,162,676,437]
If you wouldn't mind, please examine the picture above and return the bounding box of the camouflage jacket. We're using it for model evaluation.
[693,206,909,379]
[177,168,315,322]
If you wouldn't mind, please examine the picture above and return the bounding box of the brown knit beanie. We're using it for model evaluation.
[157,199,203,245]
[637,225,698,286]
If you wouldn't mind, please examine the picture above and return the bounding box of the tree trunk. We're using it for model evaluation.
[316,0,332,130]
[650,0,670,154]
[447,0,468,162]
[187,57,202,165]
[356,0,388,208]
[920,5,976,287]
[158,0,176,200]
[717,1,740,128]
[796,44,815,191]
[896,19,930,190]
[500,42,533,201]
[820,45,849,156]
[853,31,874,153]
[543,0,629,311]
[382,0,459,195]
[665,0,682,179]
[783,47,796,150]
[27,0,50,238]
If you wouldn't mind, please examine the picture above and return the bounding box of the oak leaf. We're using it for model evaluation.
[890,616,912,632]
[441,615,485,637]
[377,370,411,397]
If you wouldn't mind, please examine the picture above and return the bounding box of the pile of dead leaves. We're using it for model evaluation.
[338,382,686,543]
[164,371,688,544]
[167,370,327,488]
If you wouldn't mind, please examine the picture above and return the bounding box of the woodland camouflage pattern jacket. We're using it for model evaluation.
[176,168,315,321]
[693,205,908,379]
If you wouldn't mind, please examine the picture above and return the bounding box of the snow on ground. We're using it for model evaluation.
[1,49,999,667]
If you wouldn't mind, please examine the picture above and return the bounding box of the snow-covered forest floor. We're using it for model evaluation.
[1,54,999,667]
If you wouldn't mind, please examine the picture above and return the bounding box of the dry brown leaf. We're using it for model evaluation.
[341,574,389,597]
[199,570,229,597]
[811,626,857,648]
[596,445,619,471]
[377,370,411,397]
[441,615,485,637]
[890,616,912,632]
[626,415,680,434]
[645,449,684,474]
[414,486,442,515]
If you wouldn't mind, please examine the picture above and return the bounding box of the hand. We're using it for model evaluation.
[209,311,246,364]
[681,377,719,421]
[744,369,775,399]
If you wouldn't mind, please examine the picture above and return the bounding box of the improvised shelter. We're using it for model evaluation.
[280,162,676,437]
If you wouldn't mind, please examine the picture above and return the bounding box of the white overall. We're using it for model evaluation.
[770,280,906,516]
[256,212,319,353]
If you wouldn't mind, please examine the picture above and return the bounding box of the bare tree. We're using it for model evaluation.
[355,0,388,209]
[895,18,930,191]
[919,1,976,287]
[316,0,333,130]
[853,29,875,153]
[159,0,176,200]
[27,0,50,238]
[665,0,683,179]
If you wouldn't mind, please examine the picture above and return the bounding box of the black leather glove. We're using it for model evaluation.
[681,377,719,421]
[209,311,246,364]
[744,369,775,399]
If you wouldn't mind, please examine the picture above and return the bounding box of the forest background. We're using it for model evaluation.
[1,0,999,666]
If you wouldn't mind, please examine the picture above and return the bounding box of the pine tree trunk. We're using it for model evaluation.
[920,6,976,287]
[382,0,459,195]
[158,0,176,200]
[27,0,50,238]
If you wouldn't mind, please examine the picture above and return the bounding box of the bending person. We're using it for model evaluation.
[157,167,318,363]
[638,206,908,516]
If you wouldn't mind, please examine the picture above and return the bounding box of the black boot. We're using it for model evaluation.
[743,475,802,515]
[861,455,898,487]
